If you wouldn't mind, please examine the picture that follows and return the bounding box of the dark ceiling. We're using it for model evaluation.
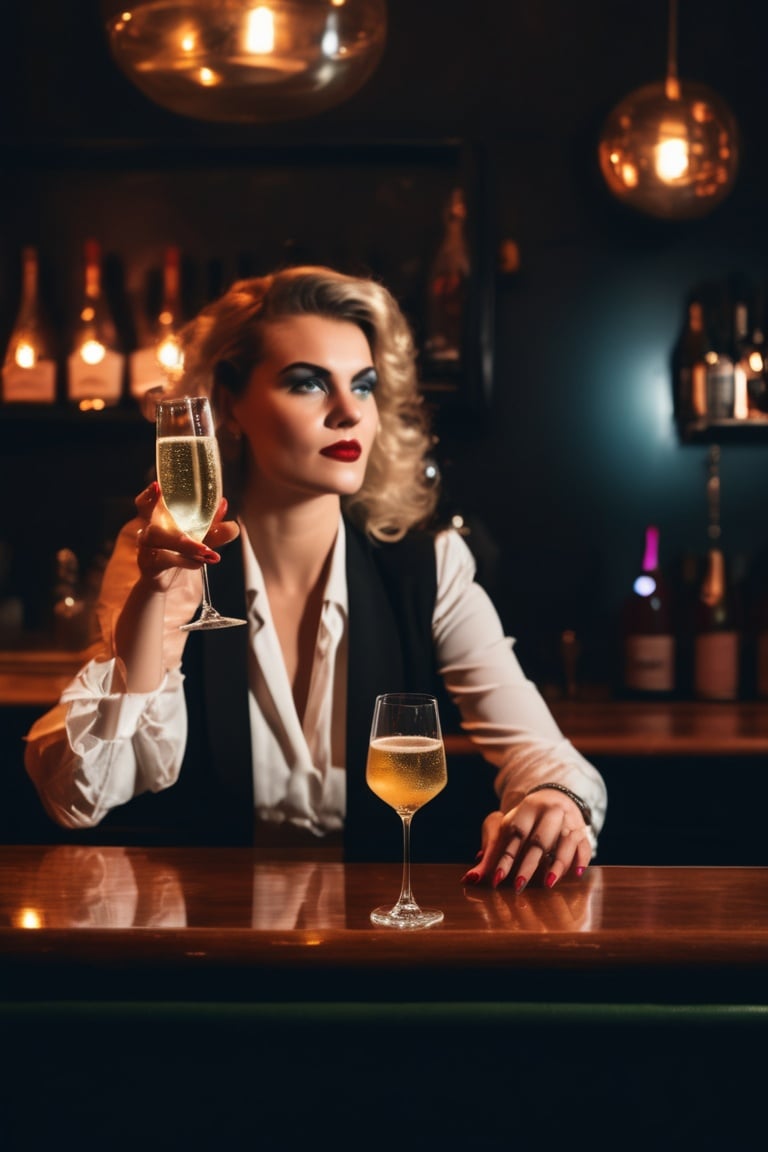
[5,0,768,159]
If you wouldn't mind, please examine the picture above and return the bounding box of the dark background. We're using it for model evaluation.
[2,0,768,691]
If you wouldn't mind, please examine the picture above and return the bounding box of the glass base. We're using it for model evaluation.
[370,903,444,930]
[180,609,247,632]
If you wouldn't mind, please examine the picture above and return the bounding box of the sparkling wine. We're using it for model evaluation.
[2,246,57,404]
[622,524,675,696]
[694,547,740,700]
[67,239,124,410]
[130,245,185,405]
[156,435,221,540]
[366,735,447,814]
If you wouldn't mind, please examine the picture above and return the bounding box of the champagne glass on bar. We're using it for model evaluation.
[366,692,447,928]
[156,395,246,631]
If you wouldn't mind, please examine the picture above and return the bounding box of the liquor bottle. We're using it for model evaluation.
[732,299,752,420]
[744,285,768,417]
[67,239,124,411]
[129,245,185,410]
[704,294,735,420]
[51,548,88,650]
[672,297,708,423]
[622,524,675,696]
[1,246,57,404]
[693,547,740,701]
[424,187,470,364]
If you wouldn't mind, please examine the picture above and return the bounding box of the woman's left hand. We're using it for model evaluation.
[461,791,592,892]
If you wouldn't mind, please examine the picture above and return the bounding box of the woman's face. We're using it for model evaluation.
[229,313,379,501]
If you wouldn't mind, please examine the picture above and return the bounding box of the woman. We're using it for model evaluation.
[25,266,606,889]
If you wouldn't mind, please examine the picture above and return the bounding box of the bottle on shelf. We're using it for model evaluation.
[704,292,736,421]
[732,298,752,420]
[693,546,740,701]
[672,296,709,424]
[423,187,470,365]
[744,285,768,418]
[129,245,185,414]
[67,239,125,411]
[1,246,57,404]
[622,524,676,697]
[51,548,89,650]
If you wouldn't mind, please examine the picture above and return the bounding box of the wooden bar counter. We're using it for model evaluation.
[2,844,768,1001]
[2,845,767,1148]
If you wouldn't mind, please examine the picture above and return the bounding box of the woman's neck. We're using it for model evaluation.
[240,493,341,593]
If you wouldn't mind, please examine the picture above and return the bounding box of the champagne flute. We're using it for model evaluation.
[155,395,246,631]
[366,692,447,929]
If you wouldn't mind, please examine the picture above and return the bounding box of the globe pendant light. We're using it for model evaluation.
[597,0,739,220]
[101,1,388,124]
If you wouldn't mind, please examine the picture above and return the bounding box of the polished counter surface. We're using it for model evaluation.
[3,844,768,1149]
[2,844,768,1003]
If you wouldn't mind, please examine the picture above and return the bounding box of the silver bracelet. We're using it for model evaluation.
[525,783,592,826]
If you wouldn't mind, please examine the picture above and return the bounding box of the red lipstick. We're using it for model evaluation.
[320,440,362,462]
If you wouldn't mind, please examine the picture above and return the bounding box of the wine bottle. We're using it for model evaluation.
[744,285,768,417]
[424,187,470,364]
[2,246,57,404]
[129,245,185,409]
[622,524,675,696]
[704,294,736,420]
[732,299,752,420]
[51,548,88,650]
[672,297,708,423]
[694,547,740,701]
[67,239,124,411]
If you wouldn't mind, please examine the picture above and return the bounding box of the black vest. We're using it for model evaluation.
[93,520,482,860]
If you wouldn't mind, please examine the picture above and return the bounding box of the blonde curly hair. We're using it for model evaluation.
[177,266,439,541]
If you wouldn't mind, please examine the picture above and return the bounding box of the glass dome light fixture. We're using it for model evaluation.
[597,0,739,220]
[101,0,388,124]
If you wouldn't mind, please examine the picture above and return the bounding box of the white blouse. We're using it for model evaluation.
[24,517,607,851]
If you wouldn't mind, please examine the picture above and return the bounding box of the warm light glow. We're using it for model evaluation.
[79,397,107,412]
[156,335,184,377]
[655,135,689,182]
[245,6,275,53]
[322,14,340,56]
[749,351,764,374]
[80,339,106,366]
[597,1,739,218]
[103,0,388,124]
[14,340,36,369]
[14,908,43,929]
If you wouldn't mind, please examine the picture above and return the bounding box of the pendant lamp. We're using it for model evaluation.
[597,0,739,219]
[101,1,388,124]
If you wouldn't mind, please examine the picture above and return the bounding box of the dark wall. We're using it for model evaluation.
[3,0,768,688]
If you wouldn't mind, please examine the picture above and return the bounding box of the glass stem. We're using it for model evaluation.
[397,813,414,907]
[200,565,214,612]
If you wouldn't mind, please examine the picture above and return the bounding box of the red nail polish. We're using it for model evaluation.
[475,849,484,862]
[545,871,557,888]
[514,875,527,894]
[492,868,504,888]
[575,866,585,878]
[461,871,480,885]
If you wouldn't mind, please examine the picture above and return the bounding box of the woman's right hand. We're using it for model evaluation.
[133,481,240,592]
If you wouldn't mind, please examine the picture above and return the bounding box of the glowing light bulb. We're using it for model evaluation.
[246,6,275,53]
[80,339,106,366]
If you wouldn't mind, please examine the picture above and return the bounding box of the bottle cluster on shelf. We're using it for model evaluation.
[621,523,768,702]
[672,277,768,428]
[1,241,184,413]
